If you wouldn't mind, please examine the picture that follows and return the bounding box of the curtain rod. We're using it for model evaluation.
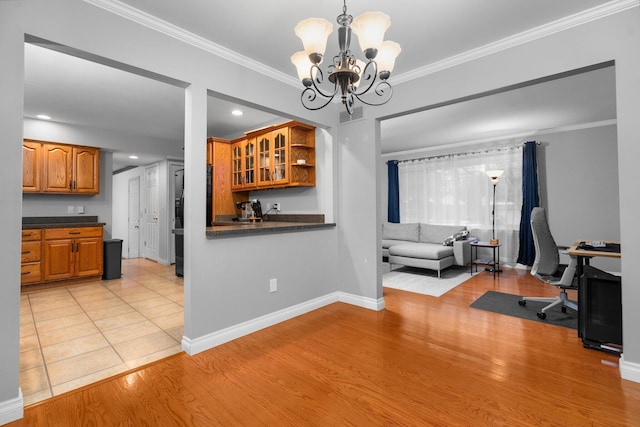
[386,140,540,164]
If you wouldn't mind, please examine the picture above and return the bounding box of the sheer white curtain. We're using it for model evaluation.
[398,146,523,264]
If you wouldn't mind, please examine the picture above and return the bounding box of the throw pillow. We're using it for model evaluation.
[442,229,470,246]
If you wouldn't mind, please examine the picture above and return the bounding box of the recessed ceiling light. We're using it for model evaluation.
[36,114,51,120]
[128,155,139,159]
[231,109,243,116]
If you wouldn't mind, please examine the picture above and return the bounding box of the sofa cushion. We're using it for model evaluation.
[382,222,420,242]
[389,243,454,260]
[382,239,408,249]
[420,224,467,244]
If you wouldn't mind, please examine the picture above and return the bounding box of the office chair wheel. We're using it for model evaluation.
[518,300,526,306]
[537,312,547,320]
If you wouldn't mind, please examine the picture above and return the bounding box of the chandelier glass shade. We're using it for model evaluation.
[291,1,401,114]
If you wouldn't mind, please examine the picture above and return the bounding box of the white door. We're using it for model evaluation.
[128,176,140,258]
[143,164,160,261]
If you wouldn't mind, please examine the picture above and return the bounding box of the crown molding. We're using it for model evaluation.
[85,0,638,88]
[393,0,640,84]
[381,119,618,159]
[83,0,301,88]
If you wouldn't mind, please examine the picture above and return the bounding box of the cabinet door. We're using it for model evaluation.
[73,146,100,194]
[257,133,272,186]
[22,140,42,192]
[231,141,244,190]
[76,237,103,277]
[43,239,75,281]
[43,144,73,193]
[271,129,288,186]
[243,138,257,188]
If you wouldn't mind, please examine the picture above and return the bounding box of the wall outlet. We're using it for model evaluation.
[272,202,280,212]
[67,206,74,214]
[269,278,277,293]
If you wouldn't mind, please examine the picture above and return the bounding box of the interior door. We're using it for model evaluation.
[128,176,140,258]
[143,164,159,261]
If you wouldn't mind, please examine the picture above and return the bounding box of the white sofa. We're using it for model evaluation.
[382,222,472,278]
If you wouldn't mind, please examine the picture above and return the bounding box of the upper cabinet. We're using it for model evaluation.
[23,140,100,195]
[235,121,315,192]
[22,140,42,192]
[231,137,257,191]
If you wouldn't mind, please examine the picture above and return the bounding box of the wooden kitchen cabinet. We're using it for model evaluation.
[230,137,257,191]
[42,226,103,282]
[23,139,100,194]
[233,121,315,192]
[21,229,42,285]
[22,141,42,192]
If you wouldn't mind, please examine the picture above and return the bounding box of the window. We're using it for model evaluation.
[398,146,522,263]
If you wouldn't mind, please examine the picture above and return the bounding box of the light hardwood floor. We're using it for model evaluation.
[10,266,640,426]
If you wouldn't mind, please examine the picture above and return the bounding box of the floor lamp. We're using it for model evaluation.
[486,170,504,246]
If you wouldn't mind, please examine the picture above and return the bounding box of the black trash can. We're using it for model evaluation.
[103,239,123,280]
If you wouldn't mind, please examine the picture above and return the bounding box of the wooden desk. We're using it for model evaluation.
[568,240,621,277]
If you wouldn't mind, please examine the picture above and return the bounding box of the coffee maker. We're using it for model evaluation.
[236,200,262,221]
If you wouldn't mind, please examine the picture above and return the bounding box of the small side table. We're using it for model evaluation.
[470,241,501,278]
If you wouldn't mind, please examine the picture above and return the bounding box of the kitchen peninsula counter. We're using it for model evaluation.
[205,214,335,238]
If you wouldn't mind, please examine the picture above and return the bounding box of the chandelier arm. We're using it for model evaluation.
[301,87,337,111]
[352,81,393,106]
[308,63,340,99]
[351,60,381,98]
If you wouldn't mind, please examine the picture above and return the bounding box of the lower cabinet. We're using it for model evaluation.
[21,229,42,285]
[21,226,103,286]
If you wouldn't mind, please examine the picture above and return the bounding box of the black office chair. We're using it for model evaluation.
[518,207,578,319]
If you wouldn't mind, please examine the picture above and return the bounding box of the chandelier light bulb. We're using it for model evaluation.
[376,40,401,77]
[351,11,391,59]
[294,18,333,63]
[291,51,312,83]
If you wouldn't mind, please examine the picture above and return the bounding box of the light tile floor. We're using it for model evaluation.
[20,258,184,406]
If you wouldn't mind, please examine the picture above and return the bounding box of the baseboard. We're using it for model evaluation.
[620,354,640,383]
[182,291,384,355]
[0,389,23,425]
[338,292,385,311]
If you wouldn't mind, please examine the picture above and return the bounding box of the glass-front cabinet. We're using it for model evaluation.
[231,137,257,191]
[258,129,288,187]
[232,121,316,192]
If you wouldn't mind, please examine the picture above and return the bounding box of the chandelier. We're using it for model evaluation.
[291,1,401,114]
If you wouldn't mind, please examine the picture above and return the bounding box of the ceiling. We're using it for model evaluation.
[23,0,619,171]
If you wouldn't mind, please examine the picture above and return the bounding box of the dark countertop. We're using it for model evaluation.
[206,221,335,238]
[22,216,105,229]
[203,213,335,238]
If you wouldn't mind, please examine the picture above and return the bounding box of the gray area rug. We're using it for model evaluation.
[383,264,477,297]
[470,291,578,329]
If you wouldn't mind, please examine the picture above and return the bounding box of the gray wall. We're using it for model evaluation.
[540,124,620,272]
